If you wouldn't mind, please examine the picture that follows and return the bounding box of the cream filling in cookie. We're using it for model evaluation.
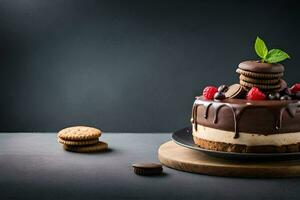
[193,125,300,146]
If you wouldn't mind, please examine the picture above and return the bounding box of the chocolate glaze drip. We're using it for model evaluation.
[192,102,213,131]
[191,97,300,139]
[191,104,199,131]
[286,104,299,117]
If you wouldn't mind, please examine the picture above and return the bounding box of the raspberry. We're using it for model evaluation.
[203,86,218,100]
[246,87,266,100]
[290,83,300,93]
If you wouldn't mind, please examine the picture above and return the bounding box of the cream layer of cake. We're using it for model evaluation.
[193,124,300,146]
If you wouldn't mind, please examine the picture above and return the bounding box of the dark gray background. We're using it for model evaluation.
[0,0,299,132]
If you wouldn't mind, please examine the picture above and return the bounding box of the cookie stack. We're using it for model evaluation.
[236,61,286,93]
[57,126,108,153]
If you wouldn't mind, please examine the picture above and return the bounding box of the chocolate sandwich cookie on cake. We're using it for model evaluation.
[237,61,286,93]
[191,37,300,153]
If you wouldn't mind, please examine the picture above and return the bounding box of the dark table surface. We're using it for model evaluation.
[1,133,300,200]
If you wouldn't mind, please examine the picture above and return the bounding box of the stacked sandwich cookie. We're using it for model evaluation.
[57,126,108,153]
[236,61,286,93]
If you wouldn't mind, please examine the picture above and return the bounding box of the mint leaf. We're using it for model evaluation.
[265,49,291,63]
[255,36,268,60]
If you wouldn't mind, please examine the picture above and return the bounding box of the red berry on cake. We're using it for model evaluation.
[203,86,218,100]
[246,87,266,100]
[290,83,300,93]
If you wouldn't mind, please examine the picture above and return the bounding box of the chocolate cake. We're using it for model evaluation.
[191,37,299,153]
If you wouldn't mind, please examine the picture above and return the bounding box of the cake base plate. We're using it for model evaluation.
[158,141,300,178]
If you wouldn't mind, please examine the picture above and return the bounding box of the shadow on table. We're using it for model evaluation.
[63,147,119,155]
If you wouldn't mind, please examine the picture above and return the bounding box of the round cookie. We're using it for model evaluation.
[63,141,108,153]
[239,75,280,84]
[132,163,163,176]
[242,86,282,93]
[224,84,246,99]
[240,80,281,90]
[241,81,287,93]
[236,68,283,79]
[238,60,284,73]
[58,138,99,146]
[58,126,101,141]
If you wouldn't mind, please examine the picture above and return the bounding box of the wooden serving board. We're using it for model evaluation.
[158,141,300,178]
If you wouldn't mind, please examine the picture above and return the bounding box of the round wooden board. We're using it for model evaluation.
[158,141,300,178]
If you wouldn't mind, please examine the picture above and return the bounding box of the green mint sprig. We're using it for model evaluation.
[254,36,290,63]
